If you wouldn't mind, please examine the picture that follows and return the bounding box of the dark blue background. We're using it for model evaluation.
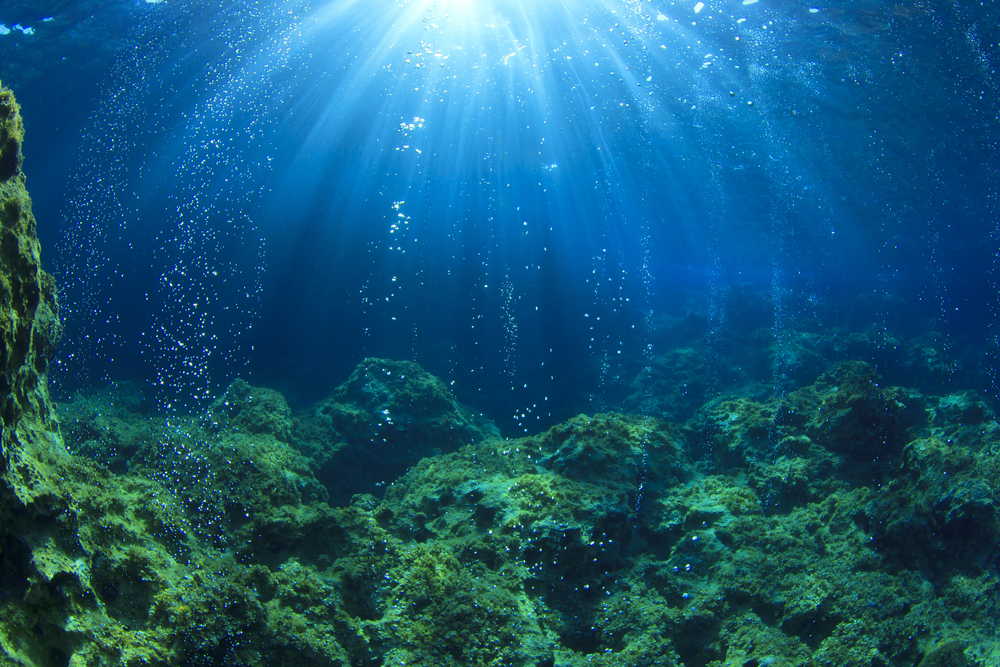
[3,0,998,431]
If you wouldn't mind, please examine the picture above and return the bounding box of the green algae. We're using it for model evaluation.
[295,357,501,505]
[24,360,1000,666]
[0,79,60,435]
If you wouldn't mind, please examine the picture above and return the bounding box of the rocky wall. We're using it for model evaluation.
[0,79,60,452]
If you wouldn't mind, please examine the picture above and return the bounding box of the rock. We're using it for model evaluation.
[865,434,1000,574]
[204,377,294,440]
[624,346,716,421]
[294,357,500,504]
[0,80,61,441]
[917,640,970,667]
[790,361,926,460]
[932,390,994,427]
[369,412,696,665]
[55,381,151,472]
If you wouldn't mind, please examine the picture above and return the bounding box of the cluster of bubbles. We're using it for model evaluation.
[500,275,518,378]
[56,0,304,410]
[585,249,633,398]
[138,420,228,554]
[147,210,264,410]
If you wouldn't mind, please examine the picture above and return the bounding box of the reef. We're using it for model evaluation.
[44,361,1000,667]
[3,80,1000,667]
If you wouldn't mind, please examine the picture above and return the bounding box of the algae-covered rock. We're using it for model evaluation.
[864,434,1000,574]
[295,357,501,504]
[361,413,696,666]
[59,391,329,544]
[0,79,61,439]
[791,361,926,460]
[0,81,87,667]
[185,362,998,667]
[12,364,1000,666]
[624,346,717,421]
[691,361,926,476]
[204,377,294,440]
[56,381,152,471]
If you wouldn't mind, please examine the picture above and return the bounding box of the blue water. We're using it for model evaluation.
[3,0,999,431]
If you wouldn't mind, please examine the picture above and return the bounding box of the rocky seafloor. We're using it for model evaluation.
[2,80,1000,667]
[41,355,1000,667]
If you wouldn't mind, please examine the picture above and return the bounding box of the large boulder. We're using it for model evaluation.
[295,358,500,504]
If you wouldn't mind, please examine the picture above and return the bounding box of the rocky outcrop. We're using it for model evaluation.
[294,358,500,504]
[0,79,61,453]
[0,79,82,667]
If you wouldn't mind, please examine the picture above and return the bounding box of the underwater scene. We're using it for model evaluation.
[2,0,1000,664]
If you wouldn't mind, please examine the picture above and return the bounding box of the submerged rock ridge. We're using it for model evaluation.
[47,360,1000,667]
[2,85,1000,666]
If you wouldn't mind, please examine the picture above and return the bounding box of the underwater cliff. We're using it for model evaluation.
[2,80,1000,667]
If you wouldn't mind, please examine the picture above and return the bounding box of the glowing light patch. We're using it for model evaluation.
[694,2,704,13]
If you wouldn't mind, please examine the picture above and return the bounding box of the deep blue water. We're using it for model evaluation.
[3,0,999,432]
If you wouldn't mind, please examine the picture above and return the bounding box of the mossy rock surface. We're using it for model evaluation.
[14,368,1000,666]
[294,357,501,504]
[0,80,60,438]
